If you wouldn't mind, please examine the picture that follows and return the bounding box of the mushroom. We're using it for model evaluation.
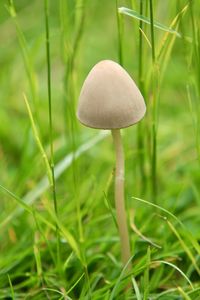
[77,60,146,268]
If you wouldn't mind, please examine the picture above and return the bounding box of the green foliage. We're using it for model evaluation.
[0,0,200,299]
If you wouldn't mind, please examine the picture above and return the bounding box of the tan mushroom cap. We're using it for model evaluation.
[77,60,146,130]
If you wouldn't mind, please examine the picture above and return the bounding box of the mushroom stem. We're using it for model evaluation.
[111,129,131,268]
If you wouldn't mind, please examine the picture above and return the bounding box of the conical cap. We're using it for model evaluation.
[77,60,146,129]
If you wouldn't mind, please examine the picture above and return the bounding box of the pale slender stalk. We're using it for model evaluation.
[111,129,131,267]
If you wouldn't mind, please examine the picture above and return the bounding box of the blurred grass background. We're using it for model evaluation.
[0,0,200,299]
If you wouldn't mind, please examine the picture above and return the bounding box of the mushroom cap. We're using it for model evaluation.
[77,60,146,130]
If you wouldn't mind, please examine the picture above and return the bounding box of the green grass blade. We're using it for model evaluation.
[0,182,81,264]
[157,3,190,80]
[32,207,57,267]
[177,286,192,300]
[185,228,200,257]
[132,196,182,226]
[109,255,133,300]
[149,0,155,63]
[7,274,15,300]
[118,7,181,37]
[154,260,194,289]
[0,184,55,230]
[143,247,151,300]
[136,0,147,195]
[157,2,189,59]
[1,131,108,228]
[0,184,32,214]
[41,288,67,298]
[33,234,43,279]
[43,203,82,263]
[44,0,61,272]
[131,277,142,300]
[130,219,161,249]
[44,0,57,200]
[23,94,52,185]
[187,85,200,162]
[103,191,118,229]
[149,0,158,202]
[66,273,85,294]
[188,287,200,297]
[167,220,200,276]
[133,196,200,267]
[116,0,124,65]
[6,0,38,113]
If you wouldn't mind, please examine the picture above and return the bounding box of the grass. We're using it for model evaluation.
[0,0,200,299]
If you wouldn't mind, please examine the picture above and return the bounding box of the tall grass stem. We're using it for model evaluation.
[137,0,147,195]
[116,0,124,65]
[149,0,157,201]
[44,0,60,270]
